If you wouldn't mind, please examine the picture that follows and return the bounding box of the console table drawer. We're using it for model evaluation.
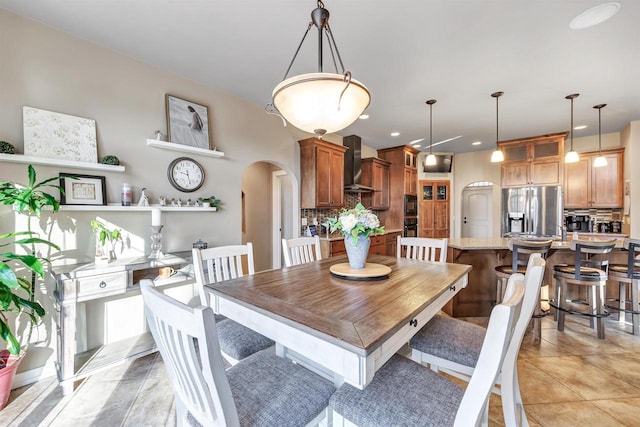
[60,272,128,302]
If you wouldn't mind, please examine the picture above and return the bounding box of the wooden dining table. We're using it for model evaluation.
[205,254,472,389]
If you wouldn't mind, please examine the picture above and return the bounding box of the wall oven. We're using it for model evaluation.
[404,217,418,237]
[404,195,418,217]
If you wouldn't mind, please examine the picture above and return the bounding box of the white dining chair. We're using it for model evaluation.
[397,236,448,262]
[282,236,322,267]
[329,276,525,427]
[409,253,545,427]
[192,243,274,365]
[140,280,335,427]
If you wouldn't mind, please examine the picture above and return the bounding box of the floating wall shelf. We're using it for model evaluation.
[59,204,217,212]
[0,153,125,172]
[146,139,224,158]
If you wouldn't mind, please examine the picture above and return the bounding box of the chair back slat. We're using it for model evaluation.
[397,236,448,262]
[508,238,552,272]
[570,239,616,277]
[192,243,255,306]
[282,236,322,267]
[141,280,240,427]
[454,278,525,426]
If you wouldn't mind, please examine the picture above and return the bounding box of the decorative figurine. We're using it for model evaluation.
[177,198,182,207]
[155,130,163,140]
[170,198,178,207]
[158,196,166,206]
[137,187,150,207]
[185,198,192,207]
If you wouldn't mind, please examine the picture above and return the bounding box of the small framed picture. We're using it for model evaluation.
[165,94,213,150]
[59,173,107,205]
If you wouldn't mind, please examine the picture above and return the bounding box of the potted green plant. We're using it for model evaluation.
[198,196,221,210]
[90,220,122,264]
[0,165,62,409]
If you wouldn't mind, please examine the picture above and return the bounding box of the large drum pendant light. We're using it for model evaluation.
[267,1,370,138]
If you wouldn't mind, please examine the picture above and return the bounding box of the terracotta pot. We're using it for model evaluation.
[0,350,24,410]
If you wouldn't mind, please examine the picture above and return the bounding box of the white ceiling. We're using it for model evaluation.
[2,0,640,154]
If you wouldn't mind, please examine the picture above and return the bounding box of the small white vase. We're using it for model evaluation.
[344,235,370,269]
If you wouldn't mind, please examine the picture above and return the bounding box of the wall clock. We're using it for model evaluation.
[167,157,205,192]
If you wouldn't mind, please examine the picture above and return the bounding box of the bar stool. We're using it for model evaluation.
[607,238,640,335]
[551,239,616,339]
[495,239,552,303]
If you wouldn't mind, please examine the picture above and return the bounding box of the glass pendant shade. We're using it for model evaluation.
[565,150,580,163]
[593,155,608,167]
[272,72,370,136]
[491,149,505,162]
[425,153,437,166]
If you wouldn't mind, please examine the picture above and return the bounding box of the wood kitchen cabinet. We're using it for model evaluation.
[369,235,386,255]
[377,145,420,230]
[361,157,391,210]
[419,180,450,238]
[385,231,402,256]
[499,132,567,188]
[564,148,624,208]
[299,138,348,209]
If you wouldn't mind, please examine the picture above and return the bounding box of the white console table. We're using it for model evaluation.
[54,252,194,395]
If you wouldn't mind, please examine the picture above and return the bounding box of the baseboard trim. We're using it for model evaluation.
[12,363,58,389]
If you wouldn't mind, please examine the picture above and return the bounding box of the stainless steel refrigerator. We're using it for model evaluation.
[501,185,562,238]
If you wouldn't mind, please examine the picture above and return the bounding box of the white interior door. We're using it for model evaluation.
[462,186,493,238]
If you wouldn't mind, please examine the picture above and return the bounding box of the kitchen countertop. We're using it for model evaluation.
[318,229,404,242]
[448,237,626,251]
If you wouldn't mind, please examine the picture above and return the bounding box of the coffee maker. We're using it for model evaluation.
[565,215,591,232]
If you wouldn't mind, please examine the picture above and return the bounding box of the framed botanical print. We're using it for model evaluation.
[165,94,213,150]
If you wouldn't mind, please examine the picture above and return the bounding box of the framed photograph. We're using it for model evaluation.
[59,173,107,205]
[165,94,213,150]
[23,106,98,163]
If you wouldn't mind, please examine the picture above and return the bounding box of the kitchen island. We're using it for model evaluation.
[446,237,626,319]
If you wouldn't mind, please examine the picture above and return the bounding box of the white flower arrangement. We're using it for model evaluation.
[324,203,385,244]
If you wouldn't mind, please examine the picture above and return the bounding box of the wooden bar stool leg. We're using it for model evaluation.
[588,285,597,330]
[632,278,639,336]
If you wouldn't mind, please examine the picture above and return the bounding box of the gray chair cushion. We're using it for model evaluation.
[216,319,274,360]
[553,265,607,281]
[228,350,335,427]
[409,314,484,368]
[214,313,227,323]
[330,354,464,427]
[609,264,640,279]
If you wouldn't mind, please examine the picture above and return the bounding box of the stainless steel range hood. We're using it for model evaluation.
[343,135,375,193]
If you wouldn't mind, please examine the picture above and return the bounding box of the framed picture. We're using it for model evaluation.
[165,94,213,150]
[23,106,98,163]
[59,173,107,205]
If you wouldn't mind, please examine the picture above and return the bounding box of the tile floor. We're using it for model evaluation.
[4,315,640,426]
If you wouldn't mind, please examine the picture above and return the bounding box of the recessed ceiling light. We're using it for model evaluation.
[390,132,400,137]
[570,2,621,30]
[412,144,421,148]
[574,125,587,130]
[409,138,425,145]
[472,141,482,146]
[359,114,369,120]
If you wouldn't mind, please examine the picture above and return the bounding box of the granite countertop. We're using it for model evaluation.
[448,237,625,251]
[318,228,404,241]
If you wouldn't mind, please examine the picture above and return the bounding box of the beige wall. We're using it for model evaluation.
[242,162,274,272]
[0,9,307,376]
[621,120,640,237]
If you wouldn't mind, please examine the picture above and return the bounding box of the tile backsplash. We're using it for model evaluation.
[300,193,382,236]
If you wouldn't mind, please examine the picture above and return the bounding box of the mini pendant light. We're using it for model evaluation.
[490,91,504,163]
[425,99,437,166]
[565,93,580,163]
[593,104,608,167]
